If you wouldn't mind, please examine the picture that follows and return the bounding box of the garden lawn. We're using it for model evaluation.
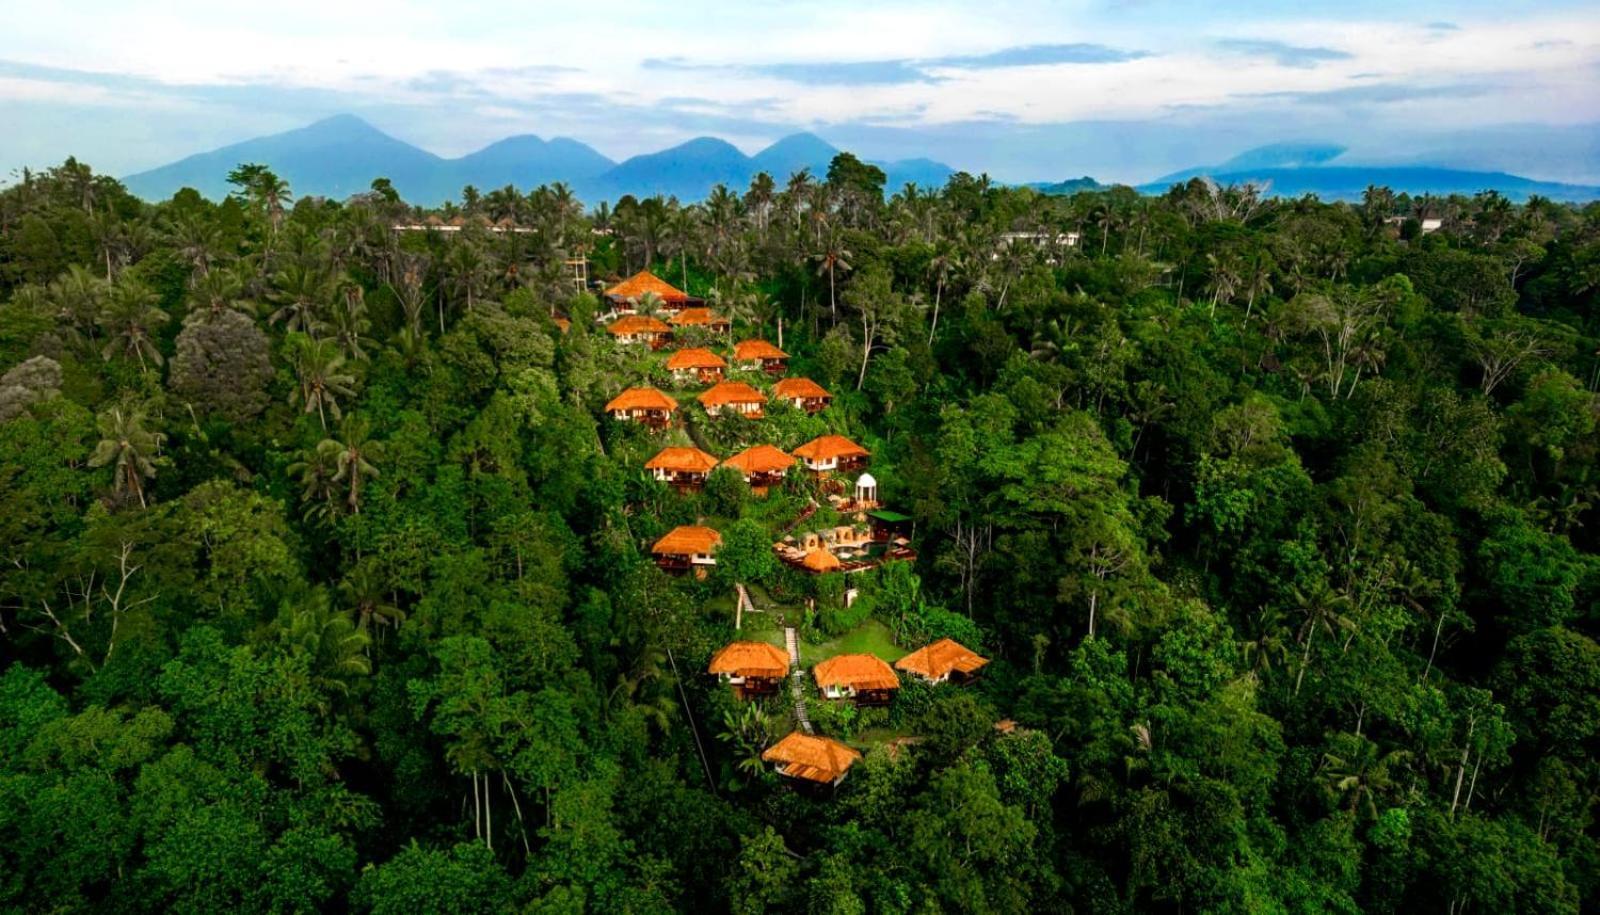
[799,620,906,667]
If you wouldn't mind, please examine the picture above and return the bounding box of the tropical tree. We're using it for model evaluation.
[88,406,164,507]
[319,414,383,514]
[97,279,167,373]
[287,333,357,429]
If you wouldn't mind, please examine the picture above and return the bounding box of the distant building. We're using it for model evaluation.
[708,641,790,698]
[605,387,677,428]
[668,308,732,333]
[762,732,862,787]
[721,445,794,492]
[813,654,900,705]
[773,377,833,413]
[665,348,727,385]
[734,339,789,375]
[698,381,767,418]
[645,446,720,489]
[791,435,869,474]
[607,315,673,349]
[651,525,721,576]
[604,270,700,311]
[895,638,990,685]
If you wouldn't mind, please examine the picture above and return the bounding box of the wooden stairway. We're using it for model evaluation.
[785,626,812,734]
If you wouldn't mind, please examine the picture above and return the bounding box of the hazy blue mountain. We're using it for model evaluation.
[751,132,839,179]
[588,137,756,200]
[1027,176,1106,195]
[449,135,614,191]
[1139,163,1600,202]
[1219,141,1346,171]
[123,114,447,202]
[881,157,955,190]
[118,114,952,204]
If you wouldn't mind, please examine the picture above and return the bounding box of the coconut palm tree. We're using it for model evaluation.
[279,589,371,701]
[329,282,371,362]
[268,262,334,336]
[927,245,962,345]
[48,265,107,352]
[812,233,853,323]
[338,563,405,633]
[1318,732,1410,820]
[185,266,254,323]
[88,406,164,508]
[287,334,357,430]
[1292,582,1356,697]
[444,235,494,323]
[320,414,382,514]
[287,438,340,526]
[98,279,168,373]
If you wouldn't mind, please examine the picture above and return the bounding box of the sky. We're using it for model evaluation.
[1,0,1598,184]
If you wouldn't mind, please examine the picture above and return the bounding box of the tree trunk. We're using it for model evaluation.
[928,277,943,346]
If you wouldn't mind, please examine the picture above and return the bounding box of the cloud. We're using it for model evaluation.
[643,43,1148,86]
[1248,81,1491,105]
[1215,39,1353,68]
[1427,21,1460,31]
[926,43,1150,68]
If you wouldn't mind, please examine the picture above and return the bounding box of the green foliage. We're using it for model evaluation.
[0,157,1596,913]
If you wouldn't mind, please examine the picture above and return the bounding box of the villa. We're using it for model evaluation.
[607,315,673,349]
[668,308,732,333]
[698,381,767,418]
[721,445,794,493]
[651,525,721,576]
[813,653,900,705]
[645,446,720,489]
[773,377,832,413]
[895,638,990,685]
[791,435,869,474]
[605,387,677,429]
[707,640,790,698]
[665,348,727,385]
[604,269,699,311]
[733,339,789,375]
[762,732,862,787]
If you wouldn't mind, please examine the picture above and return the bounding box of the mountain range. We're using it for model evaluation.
[1133,143,1600,203]
[121,115,1600,207]
[122,115,955,206]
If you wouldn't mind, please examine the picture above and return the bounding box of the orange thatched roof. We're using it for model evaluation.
[802,548,843,572]
[895,638,989,680]
[698,381,768,408]
[814,653,900,691]
[645,446,719,474]
[792,435,869,463]
[606,387,677,413]
[608,315,672,336]
[774,377,831,400]
[762,731,862,784]
[668,308,730,327]
[734,339,788,361]
[708,641,790,679]
[722,445,794,475]
[652,525,721,556]
[665,348,727,370]
[606,270,689,303]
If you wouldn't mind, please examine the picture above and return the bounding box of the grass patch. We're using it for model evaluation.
[799,620,905,667]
